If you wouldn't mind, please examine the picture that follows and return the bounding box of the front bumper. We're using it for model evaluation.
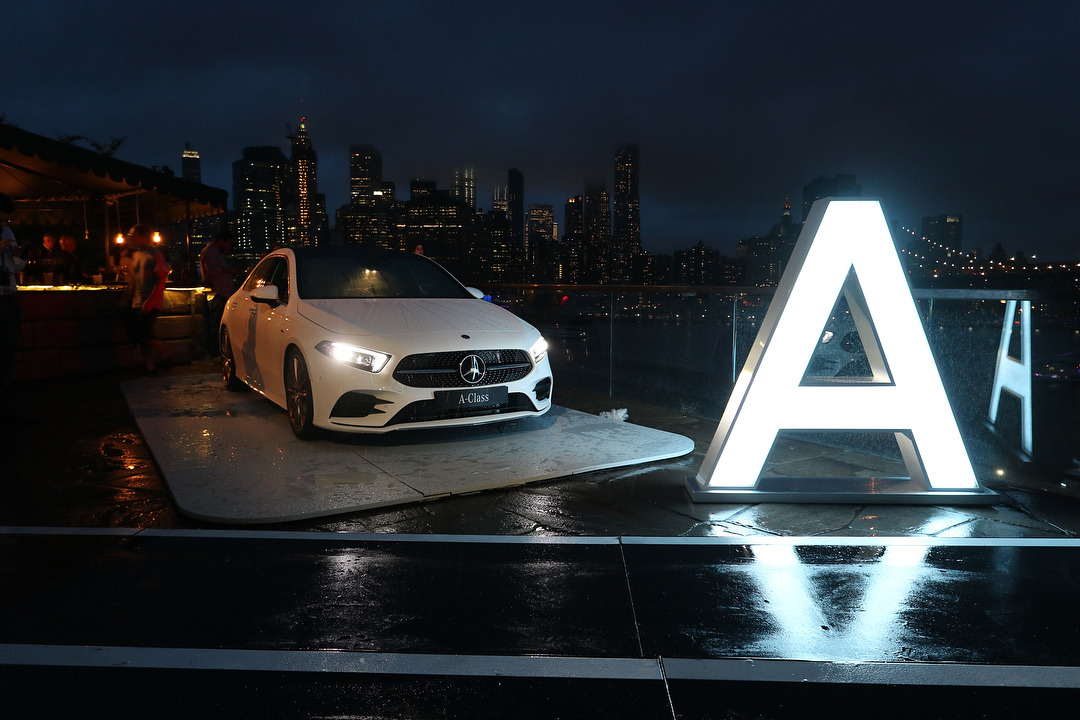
[310,351,553,433]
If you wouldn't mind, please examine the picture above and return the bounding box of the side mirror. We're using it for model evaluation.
[250,285,280,305]
[466,287,489,301]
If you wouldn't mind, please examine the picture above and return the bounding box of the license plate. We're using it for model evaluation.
[434,386,508,411]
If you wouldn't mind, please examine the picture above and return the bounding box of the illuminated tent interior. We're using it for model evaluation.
[0,122,226,238]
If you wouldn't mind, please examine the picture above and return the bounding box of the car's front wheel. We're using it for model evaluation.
[285,348,319,440]
[220,327,245,391]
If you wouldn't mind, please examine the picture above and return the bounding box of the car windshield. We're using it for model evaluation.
[295,248,473,300]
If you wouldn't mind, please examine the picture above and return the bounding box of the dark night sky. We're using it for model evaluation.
[7,1,1080,260]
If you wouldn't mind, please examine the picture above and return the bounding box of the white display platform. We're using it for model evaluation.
[121,374,695,524]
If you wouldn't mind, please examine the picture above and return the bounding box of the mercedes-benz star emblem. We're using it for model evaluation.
[459,354,486,384]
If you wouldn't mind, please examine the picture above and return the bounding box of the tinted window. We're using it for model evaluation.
[296,249,471,300]
[241,257,274,292]
[242,256,289,304]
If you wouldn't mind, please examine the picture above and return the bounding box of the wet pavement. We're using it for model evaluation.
[4,529,1080,718]
[4,358,1080,718]
[6,357,1080,538]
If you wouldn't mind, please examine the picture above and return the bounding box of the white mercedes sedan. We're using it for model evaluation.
[219,246,552,439]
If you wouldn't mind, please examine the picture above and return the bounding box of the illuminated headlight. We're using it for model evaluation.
[529,337,548,364]
[316,341,390,373]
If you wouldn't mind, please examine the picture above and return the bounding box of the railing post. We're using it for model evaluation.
[608,290,614,397]
[732,293,739,384]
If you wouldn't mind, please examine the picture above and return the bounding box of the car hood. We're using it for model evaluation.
[298,298,536,340]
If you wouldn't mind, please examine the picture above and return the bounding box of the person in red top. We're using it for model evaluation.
[124,224,172,372]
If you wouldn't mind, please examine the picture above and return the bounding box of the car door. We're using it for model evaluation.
[230,256,287,394]
[252,256,294,404]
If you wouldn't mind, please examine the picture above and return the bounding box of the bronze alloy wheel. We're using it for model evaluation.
[285,349,318,439]
[220,327,244,391]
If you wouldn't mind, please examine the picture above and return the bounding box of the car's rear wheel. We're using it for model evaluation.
[220,327,245,391]
[285,349,319,440]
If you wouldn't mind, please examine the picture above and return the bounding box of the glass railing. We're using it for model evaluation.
[486,284,1080,485]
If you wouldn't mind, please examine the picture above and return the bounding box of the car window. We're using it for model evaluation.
[242,256,289,304]
[267,258,290,304]
[297,251,471,300]
[241,258,273,292]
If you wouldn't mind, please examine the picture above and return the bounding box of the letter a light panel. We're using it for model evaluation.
[987,300,1033,459]
[690,200,990,503]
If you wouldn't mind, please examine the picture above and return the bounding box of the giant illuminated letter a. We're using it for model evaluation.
[987,300,1033,459]
[693,200,980,496]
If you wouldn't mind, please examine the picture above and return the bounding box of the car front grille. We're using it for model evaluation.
[393,349,533,388]
[386,392,540,426]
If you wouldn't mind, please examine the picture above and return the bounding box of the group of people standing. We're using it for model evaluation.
[0,192,242,383]
[0,193,24,394]
[123,226,240,372]
[24,232,84,284]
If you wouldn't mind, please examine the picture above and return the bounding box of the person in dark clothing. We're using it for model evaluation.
[0,193,24,392]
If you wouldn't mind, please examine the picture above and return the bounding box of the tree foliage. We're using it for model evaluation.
[54,134,127,156]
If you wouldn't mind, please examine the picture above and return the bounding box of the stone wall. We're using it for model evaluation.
[14,287,208,379]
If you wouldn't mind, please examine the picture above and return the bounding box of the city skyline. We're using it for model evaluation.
[223,126,1077,291]
[217,127,971,260]
[7,2,1079,261]
[186,121,1080,265]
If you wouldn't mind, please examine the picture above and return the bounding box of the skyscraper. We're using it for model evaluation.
[561,196,585,283]
[232,146,291,259]
[675,241,720,285]
[349,145,383,206]
[507,168,524,252]
[180,143,218,258]
[583,182,611,243]
[583,182,611,282]
[922,214,963,250]
[613,144,642,282]
[181,143,201,183]
[921,213,963,263]
[287,117,324,247]
[491,186,508,214]
[528,204,556,245]
[527,203,557,281]
[738,200,801,286]
[403,179,470,274]
[341,145,396,250]
[452,167,476,211]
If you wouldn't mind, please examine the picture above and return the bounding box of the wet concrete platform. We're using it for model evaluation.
[119,373,694,523]
[5,360,1080,717]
